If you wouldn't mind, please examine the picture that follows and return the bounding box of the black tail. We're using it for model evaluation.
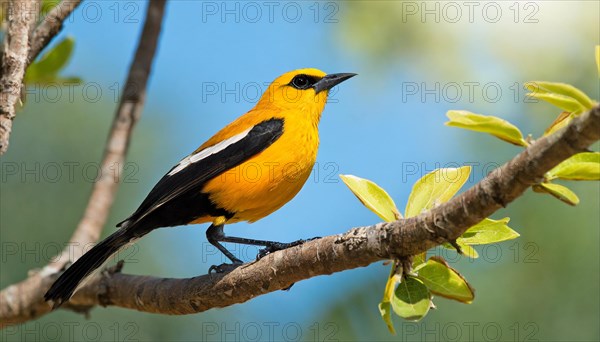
[44,229,135,308]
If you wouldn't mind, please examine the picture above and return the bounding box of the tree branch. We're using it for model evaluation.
[0,0,167,327]
[3,103,598,323]
[27,0,82,63]
[0,0,37,155]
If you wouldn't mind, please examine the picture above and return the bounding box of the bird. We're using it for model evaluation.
[44,68,356,308]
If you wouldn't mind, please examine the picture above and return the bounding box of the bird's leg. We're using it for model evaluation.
[219,236,321,259]
[206,224,243,265]
[207,223,320,263]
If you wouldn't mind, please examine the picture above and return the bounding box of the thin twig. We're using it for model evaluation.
[0,0,167,327]
[27,0,82,63]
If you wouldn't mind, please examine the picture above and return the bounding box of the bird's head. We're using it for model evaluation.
[257,68,356,121]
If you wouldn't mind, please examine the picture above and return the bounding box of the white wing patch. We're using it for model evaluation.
[168,127,253,176]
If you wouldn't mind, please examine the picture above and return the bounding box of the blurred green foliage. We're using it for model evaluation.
[337,1,599,89]
[24,37,81,85]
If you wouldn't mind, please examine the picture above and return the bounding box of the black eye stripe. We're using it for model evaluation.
[289,74,320,90]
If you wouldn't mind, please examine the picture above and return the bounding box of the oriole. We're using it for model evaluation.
[44,68,356,307]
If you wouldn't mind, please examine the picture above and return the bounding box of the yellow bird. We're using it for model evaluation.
[45,68,356,307]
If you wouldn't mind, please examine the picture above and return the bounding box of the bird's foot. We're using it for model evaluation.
[256,236,320,260]
[208,260,243,274]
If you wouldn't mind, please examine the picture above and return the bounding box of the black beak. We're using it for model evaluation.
[313,73,357,94]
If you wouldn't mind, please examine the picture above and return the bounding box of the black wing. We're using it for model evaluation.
[119,118,284,230]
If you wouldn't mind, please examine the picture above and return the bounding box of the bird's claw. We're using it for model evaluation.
[256,242,287,260]
[208,261,242,274]
[256,248,271,260]
[256,237,321,260]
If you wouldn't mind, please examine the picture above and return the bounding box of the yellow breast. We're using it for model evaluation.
[202,113,320,223]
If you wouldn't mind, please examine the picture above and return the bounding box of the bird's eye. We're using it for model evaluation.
[290,75,312,90]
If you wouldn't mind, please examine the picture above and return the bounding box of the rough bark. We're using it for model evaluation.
[0,0,37,154]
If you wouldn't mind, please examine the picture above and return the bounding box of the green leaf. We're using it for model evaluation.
[25,37,76,84]
[547,152,600,181]
[412,253,427,270]
[458,218,520,245]
[533,183,580,206]
[445,111,528,147]
[383,267,401,306]
[378,302,396,335]
[525,81,595,110]
[391,276,431,321]
[405,166,471,218]
[458,242,479,258]
[525,92,586,114]
[340,174,401,222]
[441,240,479,258]
[544,111,572,136]
[41,0,60,16]
[35,36,75,73]
[417,257,475,303]
[595,45,600,77]
[379,268,401,335]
